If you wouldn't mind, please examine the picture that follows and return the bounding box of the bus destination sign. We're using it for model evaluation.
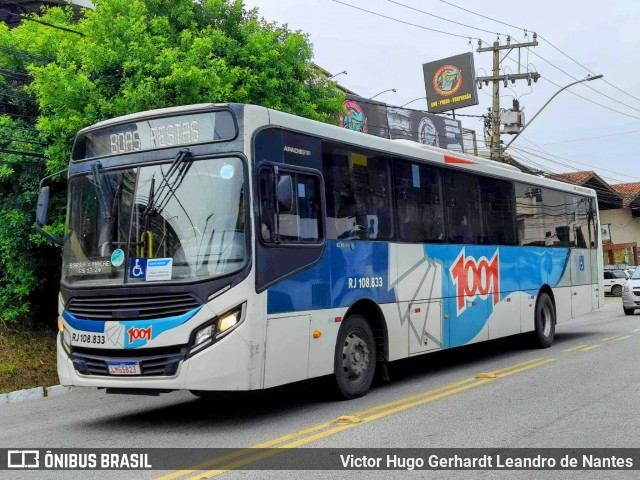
[72,110,236,161]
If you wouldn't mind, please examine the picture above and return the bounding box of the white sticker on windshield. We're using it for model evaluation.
[145,258,173,282]
[220,164,235,179]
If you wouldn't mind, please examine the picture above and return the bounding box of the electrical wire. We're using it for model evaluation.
[514,142,640,182]
[543,129,640,146]
[540,77,640,121]
[439,0,528,32]
[438,0,640,109]
[509,146,634,200]
[0,46,52,62]
[0,135,46,146]
[0,4,84,36]
[0,147,44,158]
[384,0,507,37]
[329,0,483,41]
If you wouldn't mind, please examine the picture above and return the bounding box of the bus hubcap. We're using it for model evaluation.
[541,303,552,337]
[343,332,370,381]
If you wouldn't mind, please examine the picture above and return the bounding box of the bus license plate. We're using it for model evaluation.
[107,361,141,375]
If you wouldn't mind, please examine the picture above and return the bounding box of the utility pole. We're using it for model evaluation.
[477,35,540,160]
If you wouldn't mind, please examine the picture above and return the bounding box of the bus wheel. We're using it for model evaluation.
[531,292,555,348]
[334,315,376,399]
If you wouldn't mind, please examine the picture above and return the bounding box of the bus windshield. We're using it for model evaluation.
[62,156,246,286]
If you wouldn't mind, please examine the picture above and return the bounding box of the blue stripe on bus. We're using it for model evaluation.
[62,306,203,349]
[266,242,571,347]
[62,311,106,333]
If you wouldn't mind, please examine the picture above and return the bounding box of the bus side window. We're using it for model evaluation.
[394,159,444,243]
[444,170,483,244]
[480,176,516,245]
[515,183,545,246]
[322,143,393,241]
[542,189,569,247]
[259,168,322,244]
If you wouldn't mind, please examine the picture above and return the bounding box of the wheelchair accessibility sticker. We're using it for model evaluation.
[128,258,147,279]
[128,258,172,281]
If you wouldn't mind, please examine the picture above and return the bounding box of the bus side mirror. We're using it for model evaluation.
[277,175,294,214]
[34,185,64,246]
[36,186,50,227]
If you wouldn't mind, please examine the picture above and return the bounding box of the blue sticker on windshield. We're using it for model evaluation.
[220,164,235,179]
[129,258,147,279]
[111,249,125,267]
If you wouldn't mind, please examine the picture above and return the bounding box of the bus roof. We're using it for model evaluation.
[74,102,597,199]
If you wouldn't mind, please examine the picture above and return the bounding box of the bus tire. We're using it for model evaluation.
[334,315,376,399]
[531,292,555,348]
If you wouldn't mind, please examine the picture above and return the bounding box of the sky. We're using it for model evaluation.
[243,0,640,187]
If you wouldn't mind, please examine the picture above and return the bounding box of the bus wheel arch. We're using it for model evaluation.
[343,299,389,362]
[530,285,556,348]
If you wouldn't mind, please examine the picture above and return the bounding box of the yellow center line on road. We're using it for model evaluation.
[160,357,558,480]
[632,328,640,333]
[485,357,549,375]
[564,345,590,352]
[601,335,626,342]
[612,335,632,341]
[576,345,601,352]
[493,358,558,378]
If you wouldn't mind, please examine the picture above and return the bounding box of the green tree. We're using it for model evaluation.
[0,0,344,325]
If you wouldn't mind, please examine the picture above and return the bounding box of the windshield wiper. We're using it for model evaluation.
[142,148,191,219]
[142,148,192,221]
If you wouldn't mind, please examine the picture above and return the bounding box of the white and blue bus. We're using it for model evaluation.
[36,103,604,399]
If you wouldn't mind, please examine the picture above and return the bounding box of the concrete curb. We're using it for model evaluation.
[0,385,74,405]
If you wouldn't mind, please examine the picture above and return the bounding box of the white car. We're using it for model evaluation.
[623,269,640,315]
[603,270,627,297]
[625,268,636,278]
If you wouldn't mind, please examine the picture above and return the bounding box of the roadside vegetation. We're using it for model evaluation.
[0,0,344,392]
[0,324,58,393]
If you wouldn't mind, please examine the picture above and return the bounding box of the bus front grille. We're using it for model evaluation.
[70,347,186,377]
[66,293,201,321]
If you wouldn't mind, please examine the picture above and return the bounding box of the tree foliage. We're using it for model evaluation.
[0,0,344,325]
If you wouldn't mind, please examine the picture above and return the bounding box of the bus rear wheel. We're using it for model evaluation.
[530,292,555,348]
[334,315,376,399]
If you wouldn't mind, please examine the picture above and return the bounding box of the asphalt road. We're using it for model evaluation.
[2,296,640,480]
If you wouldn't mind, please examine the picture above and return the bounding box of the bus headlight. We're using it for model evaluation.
[218,309,241,335]
[189,303,245,355]
[59,317,71,355]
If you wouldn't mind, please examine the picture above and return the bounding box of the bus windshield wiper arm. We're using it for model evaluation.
[142,148,192,222]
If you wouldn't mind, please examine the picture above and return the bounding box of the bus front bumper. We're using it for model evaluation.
[57,330,258,391]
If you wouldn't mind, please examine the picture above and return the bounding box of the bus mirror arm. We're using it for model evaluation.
[33,223,64,246]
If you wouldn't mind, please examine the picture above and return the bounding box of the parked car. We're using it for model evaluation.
[603,270,627,297]
[626,268,636,278]
[623,269,640,315]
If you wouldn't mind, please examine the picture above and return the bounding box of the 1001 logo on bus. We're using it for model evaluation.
[450,249,500,315]
[128,326,152,344]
